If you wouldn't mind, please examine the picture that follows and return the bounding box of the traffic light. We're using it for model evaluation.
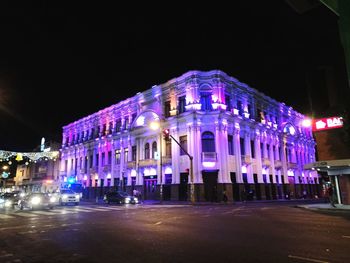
[163,128,170,141]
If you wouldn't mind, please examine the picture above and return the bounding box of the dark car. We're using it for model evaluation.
[103,191,139,205]
[18,192,56,210]
[0,191,23,209]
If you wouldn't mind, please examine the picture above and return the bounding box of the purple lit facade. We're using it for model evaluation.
[60,70,319,201]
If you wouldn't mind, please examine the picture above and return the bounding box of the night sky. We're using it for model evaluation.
[0,1,343,151]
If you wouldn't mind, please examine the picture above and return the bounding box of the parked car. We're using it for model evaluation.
[103,191,139,205]
[18,192,56,210]
[59,189,80,205]
[0,191,23,209]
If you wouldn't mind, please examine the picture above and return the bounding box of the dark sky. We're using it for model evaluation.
[0,1,343,151]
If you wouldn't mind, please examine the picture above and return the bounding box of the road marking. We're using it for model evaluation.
[15,212,38,217]
[30,210,57,216]
[154,221,162,225]
[97,206,124,210]
[81,207,112,211]
[288,255,329,263]
[342,235,350,239]
[64,208,93,213]
[0,214,14,219]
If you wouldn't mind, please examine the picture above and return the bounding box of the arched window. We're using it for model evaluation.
[202,131,215,152]
[152,141,157,159]
[145,143,150,159]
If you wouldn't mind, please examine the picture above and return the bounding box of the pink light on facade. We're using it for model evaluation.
[107,173,112,179]
[130,169,136,177]
[83,175,88,181]
[302,118,312,127]
[241,166,247,173]
[202,162,216,168]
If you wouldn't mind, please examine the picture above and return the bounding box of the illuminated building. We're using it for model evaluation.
[60,70,319,201]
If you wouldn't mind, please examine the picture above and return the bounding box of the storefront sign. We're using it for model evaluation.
[312,116,343,131]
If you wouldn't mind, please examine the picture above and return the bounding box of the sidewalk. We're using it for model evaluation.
[296,203,350,211]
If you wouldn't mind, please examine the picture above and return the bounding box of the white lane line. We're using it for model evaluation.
[288,255,329,263]
[64,208,93,213]
[342,235,350,238]
[97,206,124,210]
[15,212,38,217]
[154,221,162,225]
[30,210,58,216]
[0,214,15,219]
[81,207,112,211]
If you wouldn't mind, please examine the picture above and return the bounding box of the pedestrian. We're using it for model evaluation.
[222,190,228,204]
[327,186,336,207]
[302,190,307,199]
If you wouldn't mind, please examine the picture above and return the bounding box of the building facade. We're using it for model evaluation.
[60,70,319,202]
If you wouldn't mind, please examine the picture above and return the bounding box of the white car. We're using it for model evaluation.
[59,189,80,205]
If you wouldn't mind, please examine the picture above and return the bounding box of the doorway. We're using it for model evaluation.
[202,171,218,202]
[143,176,157,200]
[179,173,188,201]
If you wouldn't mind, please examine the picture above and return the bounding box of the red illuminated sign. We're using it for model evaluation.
[312,116,343,131]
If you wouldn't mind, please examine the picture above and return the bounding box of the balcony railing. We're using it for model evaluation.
[287,162,298,169]
[127,161,136,168]
[202,152,217,162]
[139,159,157,167]
[162,156,172,164]
[261,158,271,167]
[274,160,282,168]
[241,155,252,165]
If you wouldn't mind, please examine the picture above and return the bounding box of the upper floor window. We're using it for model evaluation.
[152,142,157,159]
[132,146,137,161]
[202,131,215,152]
[115,150,121,165]
[228,135,234,155]
[225,95,231,111]
[237,100,243,115]
[200,92,212,111]
[166,139,171,157]
[178,95,186,114]
[180,135,187,156]
[240,137,245,155]
[250,140,255,158]
[164,101,171,118]
[124,148,128,163]
[108,151,112,165]
[115,120,122,132]
[145,143,150,159]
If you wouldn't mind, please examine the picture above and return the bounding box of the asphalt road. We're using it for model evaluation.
[0,202,349,263]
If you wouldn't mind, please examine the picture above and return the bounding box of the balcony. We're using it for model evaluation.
[274,160,282,168]
[127,161,136,169]
[162,156,172,165]
[241,155,252,165]
[202,152,217,162]
[139,159,157,167]
[287,162,298,170]
[261,158,271,167]
[102,165,111,172]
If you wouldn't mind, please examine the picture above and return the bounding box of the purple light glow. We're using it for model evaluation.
[202,162,216,168]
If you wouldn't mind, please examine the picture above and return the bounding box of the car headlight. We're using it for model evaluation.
[125,197,130,204]
[134,197,138,203]
[62,194,68,200]
[50,197,56,203]
[31,197,42,205]
[20,193,26,197]
[4,200,12,207]
[75,195,80,200]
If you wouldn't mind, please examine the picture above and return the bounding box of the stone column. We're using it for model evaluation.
[233,124,242,183]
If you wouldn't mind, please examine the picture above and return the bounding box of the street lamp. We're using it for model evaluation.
[150,120,163,203]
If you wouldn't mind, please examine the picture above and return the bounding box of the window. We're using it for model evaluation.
[115,150,121,165]
[90,128,94,139]
[132,146,137,161]
[202,131,215,152]
[102,124,106,135]
[180,135,187,156]
[108,122,113,134]
[89,155,93,168]
[237,100,243,115]
[124,148,128,163]
[115,120,121,132]
[228,135,234,155]
[251,140,255,158]
[80,157,83,169]
[102,152,105,165]
[178,95,186,114]
[225,95,231,111]
[131,113,137,123]
[260,143,264,158]
[65,160,68,172]
[152,142,157,159]
[200,92,212,111]
[145,143,150,159]
[166,139,171,157]
[164,101,171,118]
[108,151,111,165]
[240,137,245,155]
[84,156,88,173]
[95,154,99,167]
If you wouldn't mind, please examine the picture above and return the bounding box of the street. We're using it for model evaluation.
[0,202,349,263]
